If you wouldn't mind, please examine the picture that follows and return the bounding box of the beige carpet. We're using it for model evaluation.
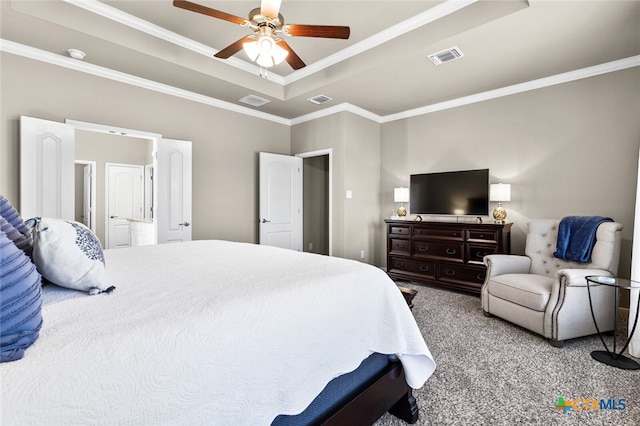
[375,283,640,426]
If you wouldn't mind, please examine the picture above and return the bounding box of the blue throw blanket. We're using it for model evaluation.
[553,216,613,263]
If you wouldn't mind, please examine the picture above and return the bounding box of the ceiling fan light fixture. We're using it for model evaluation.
[243,34,288,67]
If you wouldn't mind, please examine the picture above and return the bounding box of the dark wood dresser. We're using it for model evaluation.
[385,219,512,295]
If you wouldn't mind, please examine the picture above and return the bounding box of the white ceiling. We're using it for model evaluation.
[1,0,639,122]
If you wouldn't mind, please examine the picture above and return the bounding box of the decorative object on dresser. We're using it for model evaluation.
[394,187,409,218]
[386,219,512,295]
[489,183,511,223]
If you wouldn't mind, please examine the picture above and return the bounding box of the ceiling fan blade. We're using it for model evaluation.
[260,0,282,19]
[214,36,255,59]
[284,24,350,39]
[276,40,306,70]
[173,0,246,26]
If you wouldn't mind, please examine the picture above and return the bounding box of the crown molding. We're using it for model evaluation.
[61,0,283,84]
[380,55,640,123]
[1,39,638,127]
[282,0,477,85]
[0,39,290,125]
[62,0,477,87]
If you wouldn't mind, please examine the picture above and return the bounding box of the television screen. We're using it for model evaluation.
[410,169,489,216]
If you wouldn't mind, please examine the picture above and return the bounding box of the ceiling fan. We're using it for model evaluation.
[173,0,350,70]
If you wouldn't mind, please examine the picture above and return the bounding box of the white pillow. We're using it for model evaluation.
[32,218,114,295]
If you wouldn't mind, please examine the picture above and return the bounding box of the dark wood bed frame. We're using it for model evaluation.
[321,359,418,425]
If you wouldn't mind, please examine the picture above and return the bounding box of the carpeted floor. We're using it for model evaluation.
[374,283,640,426]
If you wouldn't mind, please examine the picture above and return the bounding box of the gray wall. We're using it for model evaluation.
[381,68,640,278]
[303,155,329,255]
[292,112,382,265]
[2,52,639,275]
[1,53,290,244]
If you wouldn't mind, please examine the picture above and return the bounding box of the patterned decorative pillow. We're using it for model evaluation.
[32,218,114,295]
[0,229,43,363]
[0,196,32,255]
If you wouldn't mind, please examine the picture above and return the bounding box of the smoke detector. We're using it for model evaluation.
[427,47,464,65]
[67,49,86,60]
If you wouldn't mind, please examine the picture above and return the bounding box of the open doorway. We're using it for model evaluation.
[299,149,332,256]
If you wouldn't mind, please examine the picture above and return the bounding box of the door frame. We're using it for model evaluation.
[74,159,97,233]
[296,148,333,257]
[66,119,160,245]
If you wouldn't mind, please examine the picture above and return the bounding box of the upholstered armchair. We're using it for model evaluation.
[481,219,623,347]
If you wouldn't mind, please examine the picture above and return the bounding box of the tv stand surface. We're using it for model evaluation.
[385,219,512,295]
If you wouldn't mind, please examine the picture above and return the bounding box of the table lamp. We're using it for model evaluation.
[490,183,511,223]
[394,187,409,217]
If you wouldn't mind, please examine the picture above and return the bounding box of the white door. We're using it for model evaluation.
[106,164,144,249]
[20,116,75,219]
[157,138,192,243]
[259,152,302,251]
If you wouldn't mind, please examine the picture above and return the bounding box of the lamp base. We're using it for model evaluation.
[492,205,507,223]
[397,206,407,217]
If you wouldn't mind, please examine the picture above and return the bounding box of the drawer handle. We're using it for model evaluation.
[479,234,484,238]
[477,274,485,281]
[452,233,458,237]
[419,265,429,272]
[395,262,404,268]
[445,269,456,276]
[419,246,429,252]
[398,244,405,249]
[475,251,486,258]
[446,248,457,255]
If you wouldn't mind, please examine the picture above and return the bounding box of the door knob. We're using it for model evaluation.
[110,215,118,219]
[261,219,271,223]
[179,222,190,227]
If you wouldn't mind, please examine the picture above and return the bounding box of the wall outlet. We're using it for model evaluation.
[309,242,313,251]
[360,250,365,259]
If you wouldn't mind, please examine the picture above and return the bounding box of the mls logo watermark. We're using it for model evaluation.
[555,397,627,414]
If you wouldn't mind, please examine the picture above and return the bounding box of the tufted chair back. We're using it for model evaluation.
[525,219,622,278]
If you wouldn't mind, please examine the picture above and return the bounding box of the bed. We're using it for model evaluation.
[1,237,435,425]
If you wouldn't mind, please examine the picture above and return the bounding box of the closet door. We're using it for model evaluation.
[20,116,75,219]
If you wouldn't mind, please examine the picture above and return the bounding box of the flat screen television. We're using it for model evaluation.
[409,169,489,216]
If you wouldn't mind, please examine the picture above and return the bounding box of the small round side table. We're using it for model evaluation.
[585,275,640,370]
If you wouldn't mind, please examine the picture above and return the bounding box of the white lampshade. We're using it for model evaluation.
[490,183,511,202]
[394,187,409,203]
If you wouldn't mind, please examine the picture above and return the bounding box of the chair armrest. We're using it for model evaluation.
[556,269,614,287]
[484,254,531,277]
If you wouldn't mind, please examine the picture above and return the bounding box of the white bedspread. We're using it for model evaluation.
[1,240,435,425]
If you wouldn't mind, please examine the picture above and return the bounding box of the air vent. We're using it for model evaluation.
[239,94,270,107]
[427,47,464,65]
[307,95,333,105]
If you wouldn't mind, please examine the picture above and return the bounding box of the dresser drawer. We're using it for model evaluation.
[413,227,464,241]
[467,229,500,244]
[466,244,500,264]
[438,263,486,286]
[389,225,410,235]
[413,241,464,262]
[388,257,436,279]
[389,238,410,255]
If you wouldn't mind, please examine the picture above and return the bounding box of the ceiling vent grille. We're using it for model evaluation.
[427,47,464,65]
[307,94,333,105]
[239,94,270,107]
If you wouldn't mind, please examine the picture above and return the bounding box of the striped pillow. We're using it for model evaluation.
[0,229,43,363]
